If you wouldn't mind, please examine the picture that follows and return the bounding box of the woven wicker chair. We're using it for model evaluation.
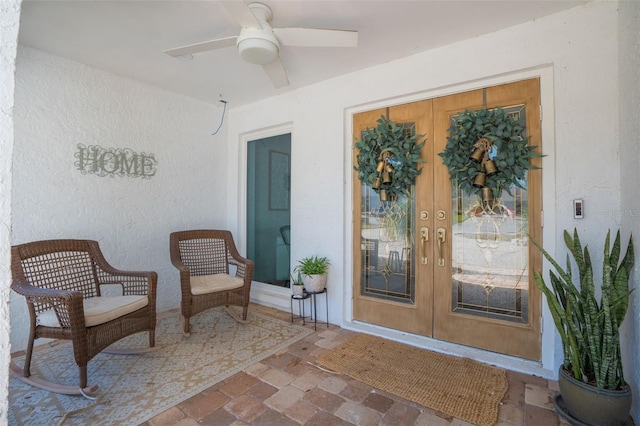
[10,239,158,396]
[170,229,254,335]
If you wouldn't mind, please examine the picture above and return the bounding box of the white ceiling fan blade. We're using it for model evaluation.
[262,58,289,88]
[218,1,260,28]
[273,28,358,48]
[164,36,237,57]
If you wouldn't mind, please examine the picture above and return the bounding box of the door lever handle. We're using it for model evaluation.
[437,228,446,267]
[420,227,429,265]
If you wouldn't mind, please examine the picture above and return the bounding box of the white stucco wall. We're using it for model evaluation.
[1,1,22,422]
[10,46,228,351]
[5,0,637,422]
[227,1,623,381]
[619,0,640,420]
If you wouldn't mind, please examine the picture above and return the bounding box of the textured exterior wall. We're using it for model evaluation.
[11,46,227,351]
[619,0,640,421]
[1,1,22,422]
[228,2,622,379]
[6,1,636,421]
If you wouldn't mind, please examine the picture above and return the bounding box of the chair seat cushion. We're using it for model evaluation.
[38,295,149,327]
[190,274,244,295]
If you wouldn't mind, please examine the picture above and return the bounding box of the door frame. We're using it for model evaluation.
[342,66,559,377]
[236,121,296,310]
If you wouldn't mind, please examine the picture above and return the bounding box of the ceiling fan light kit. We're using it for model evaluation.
[163,2,358,88]
[237,29,280,65]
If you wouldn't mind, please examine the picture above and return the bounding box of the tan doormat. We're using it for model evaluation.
[9,307,313,425]
[316,334,508,426]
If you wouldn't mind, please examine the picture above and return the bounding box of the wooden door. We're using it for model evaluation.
[352,100,434,336]
[352,78,542,360]
[432,79,542,360]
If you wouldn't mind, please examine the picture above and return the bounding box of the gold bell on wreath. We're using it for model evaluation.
[484,159,499,176]
[379,189,389,201]
[376,160,385,173]
[469,147,485,163]
[481,187,494,203]
[472,171,487,188]
[372,177,382,190]
[382,170,392,184]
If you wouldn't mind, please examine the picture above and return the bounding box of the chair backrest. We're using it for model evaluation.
[172,230,233,276]
[12,239,101,314]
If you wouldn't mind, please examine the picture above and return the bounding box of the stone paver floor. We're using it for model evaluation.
[144,303,571,426]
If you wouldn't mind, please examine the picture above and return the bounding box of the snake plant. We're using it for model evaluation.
[530,229,634,390]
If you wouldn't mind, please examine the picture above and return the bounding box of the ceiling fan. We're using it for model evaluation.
[163,1,358,88]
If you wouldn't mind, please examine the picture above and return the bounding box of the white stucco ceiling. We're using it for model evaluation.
[18,0,586,107]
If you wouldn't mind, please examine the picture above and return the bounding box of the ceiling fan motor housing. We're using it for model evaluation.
[237,2,279,65]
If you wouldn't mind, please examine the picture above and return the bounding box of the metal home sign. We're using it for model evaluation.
[75,144,157,179]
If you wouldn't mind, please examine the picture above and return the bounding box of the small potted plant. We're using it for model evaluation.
[290,271,305,297]
[294,255,330,293]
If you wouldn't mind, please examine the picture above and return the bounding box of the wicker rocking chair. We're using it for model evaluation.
[10,239,158,397]
[169,229,254,335]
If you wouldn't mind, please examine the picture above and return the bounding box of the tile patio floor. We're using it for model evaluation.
[144,303,572,426]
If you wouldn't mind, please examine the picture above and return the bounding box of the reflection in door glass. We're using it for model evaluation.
[247,134,291,287]
[360,187,416,304]
[450,106,529,324]
[451,186,529,323]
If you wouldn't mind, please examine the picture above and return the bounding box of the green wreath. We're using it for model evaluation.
[354,116,426,200]
[438,108,541,198]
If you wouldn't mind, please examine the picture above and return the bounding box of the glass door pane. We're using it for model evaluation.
[450,106,529,324]
[360,188,416,304]
[451,182,529,323]
[247,134,291,287]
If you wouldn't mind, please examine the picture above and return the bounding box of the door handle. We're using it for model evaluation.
[420,227,429,265]
[437,228,446,267]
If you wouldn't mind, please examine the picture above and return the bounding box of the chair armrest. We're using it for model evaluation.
[223,236,253,282]
[96,269,158,298]
[169,236,189,272]
[12,280,78,301]
[228,253,250,267]
[92,242,156,324]
[169,254,195,304]
[229,256,254,283]
[87,241,157,297]
[170,257,190,274]
[11,280,85,329]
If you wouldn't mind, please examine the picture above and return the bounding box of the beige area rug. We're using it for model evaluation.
[316,334,508,426]
[9,307,313,425]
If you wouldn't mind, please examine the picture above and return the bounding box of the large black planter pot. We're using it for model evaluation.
[557,367,632,426]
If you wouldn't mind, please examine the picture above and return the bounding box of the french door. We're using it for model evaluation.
[352,78,542,360]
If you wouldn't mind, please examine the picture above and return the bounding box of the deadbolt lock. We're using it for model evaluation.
[436,210,446,221]
[420,211,429,221]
